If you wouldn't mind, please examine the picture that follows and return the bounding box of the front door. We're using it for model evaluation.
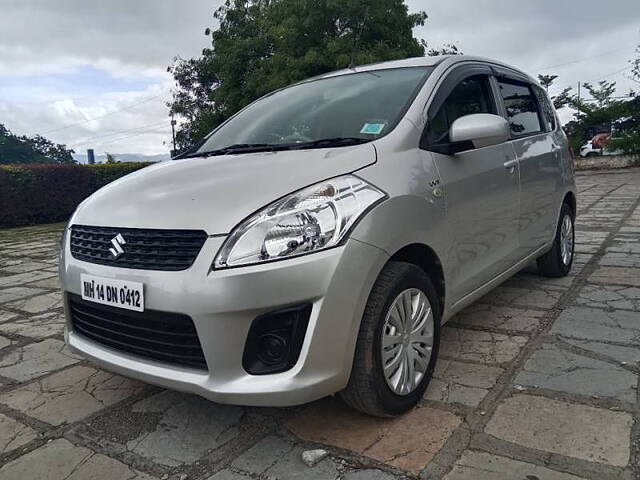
[422,69,520,303]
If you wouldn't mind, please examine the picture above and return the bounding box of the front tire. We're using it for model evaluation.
[339,261,441,417]
[537,203,575,277]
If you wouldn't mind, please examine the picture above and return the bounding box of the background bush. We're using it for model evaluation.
[0,162,152,227]
[88,162,152,189]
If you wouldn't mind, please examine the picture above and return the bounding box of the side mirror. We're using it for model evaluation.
[450,113,510,150]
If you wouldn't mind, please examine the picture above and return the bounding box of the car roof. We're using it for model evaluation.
[312,55,538,86]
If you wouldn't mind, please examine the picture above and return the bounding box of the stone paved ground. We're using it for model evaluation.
[0,168,639,480]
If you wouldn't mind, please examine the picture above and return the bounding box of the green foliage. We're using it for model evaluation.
[104,152,118,163]
[88,162,152,189]
[537,74,558,91]
[0,164,93,226]
[551,87,573,110]
[565,82,639,153]
[610,97,640,155]
[0,124,75,164]
[630,42,640,86]
[582,80,617,108]
[0,162,152,227]
[536,74,572,109]
[610,132,640,155]
[540,45,640,156]
[423,42,460,57]
[605,44,640,156]
[168,0,440,150]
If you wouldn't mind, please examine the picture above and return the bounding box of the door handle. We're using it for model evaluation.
[503,159,518,172]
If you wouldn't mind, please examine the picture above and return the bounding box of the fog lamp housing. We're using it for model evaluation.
[242,303,312,375]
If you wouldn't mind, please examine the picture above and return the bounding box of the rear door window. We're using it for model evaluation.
[533,86,556,132]
[497,80,542,136]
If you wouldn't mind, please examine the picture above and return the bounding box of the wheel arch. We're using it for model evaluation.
[387,243,446,314]
[563,191,577,217]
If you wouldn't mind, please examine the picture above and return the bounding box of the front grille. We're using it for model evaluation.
[70,225,207,271]
[68,294,208,370]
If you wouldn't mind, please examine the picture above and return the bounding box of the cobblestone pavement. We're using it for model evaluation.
[1,168,639,480]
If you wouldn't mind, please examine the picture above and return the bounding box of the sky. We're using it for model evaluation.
[0,0,638,156]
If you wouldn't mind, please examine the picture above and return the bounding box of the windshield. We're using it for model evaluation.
[195,67,432,155]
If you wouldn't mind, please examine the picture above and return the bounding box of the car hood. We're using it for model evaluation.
[70,144,376,234]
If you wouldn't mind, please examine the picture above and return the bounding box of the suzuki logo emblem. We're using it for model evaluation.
[109,233,126,259]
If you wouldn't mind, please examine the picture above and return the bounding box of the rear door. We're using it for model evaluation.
[493,72,561,257]
[422,65,520,303]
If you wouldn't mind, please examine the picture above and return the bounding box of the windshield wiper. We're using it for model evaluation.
[291,137,369,149]
[185,143,293,158]
[182,137,369,159]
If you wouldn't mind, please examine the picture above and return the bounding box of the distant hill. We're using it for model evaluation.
[72,153,171,164]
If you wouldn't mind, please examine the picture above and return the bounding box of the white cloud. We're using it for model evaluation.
[409,0,639,98]
[1,0,638,154]
[0,80,174,155]
[0,0,218,154]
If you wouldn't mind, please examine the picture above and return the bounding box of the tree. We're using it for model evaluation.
[630,42,640,85]
[600,94,638,154]
[564,79,632,151]
[538,74,558,92]
[168,0,449,150]
[563,47,640,156]
[552,87,573,110]
[582,80,617,108]
[424,42,461,57]
[0,124,75,164]
[104,152,118,164]
[536,73,572,109]
[611,44,640,155]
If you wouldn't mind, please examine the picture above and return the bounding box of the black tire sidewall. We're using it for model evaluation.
[370,266,441,415]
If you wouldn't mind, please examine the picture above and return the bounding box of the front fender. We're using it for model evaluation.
[350,194,448,302]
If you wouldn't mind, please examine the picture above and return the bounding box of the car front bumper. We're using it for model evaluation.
[61,234,388,406]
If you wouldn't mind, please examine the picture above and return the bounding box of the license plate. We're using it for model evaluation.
[81,274,144,312]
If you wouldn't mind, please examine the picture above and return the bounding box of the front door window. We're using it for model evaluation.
[426,75,496,146]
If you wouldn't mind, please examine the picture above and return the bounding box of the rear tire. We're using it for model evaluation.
[537,203,574,277]
[339,261,441,417]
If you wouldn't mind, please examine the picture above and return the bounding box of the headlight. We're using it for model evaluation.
[214,175,386,268]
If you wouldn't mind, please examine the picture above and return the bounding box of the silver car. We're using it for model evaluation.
[60,55,575,417]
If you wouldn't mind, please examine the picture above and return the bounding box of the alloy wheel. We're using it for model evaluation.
[560,214,574,266]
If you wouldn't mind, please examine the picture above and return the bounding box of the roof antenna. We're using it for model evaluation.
[348,5,369,69]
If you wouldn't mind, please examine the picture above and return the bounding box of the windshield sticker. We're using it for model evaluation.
[360,123,385,135]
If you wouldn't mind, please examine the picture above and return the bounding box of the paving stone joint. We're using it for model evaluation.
[0,169,639,479]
